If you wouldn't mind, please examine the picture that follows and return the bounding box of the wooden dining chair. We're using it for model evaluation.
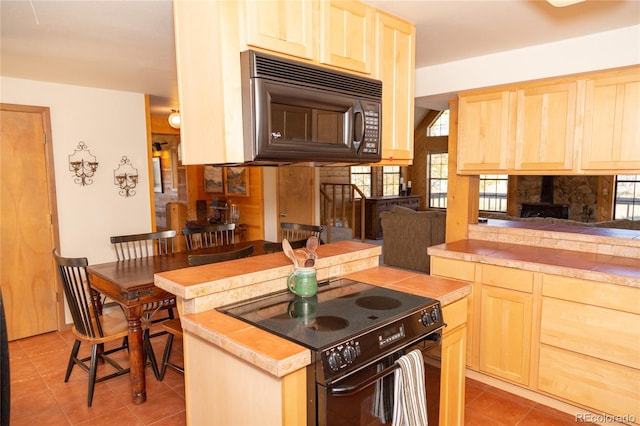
[53,249,154,407]
[187,244,254,267]
[182,223,236,251]
[150,244,255,380]
[280,222,323,244]
[109,230,177,337]
[110,229,176,260]
[262,239,307,254]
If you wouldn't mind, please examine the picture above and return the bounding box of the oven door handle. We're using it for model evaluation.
[330,363,398,397]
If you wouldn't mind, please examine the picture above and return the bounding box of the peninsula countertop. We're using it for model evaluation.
[178,265,471,378]
[427,239,639,288]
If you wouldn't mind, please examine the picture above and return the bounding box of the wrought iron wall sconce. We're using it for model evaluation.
[68,141,99,186]
[113,156,138,198]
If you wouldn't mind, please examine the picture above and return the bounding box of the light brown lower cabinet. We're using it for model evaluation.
[479,285,532,386]
[430,255,640,423]
[538,344,639,421]
[439,297,468,426]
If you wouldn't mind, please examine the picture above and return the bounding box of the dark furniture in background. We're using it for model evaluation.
[365,195,421,239]
[86,240,270,404]
[279,222,323,243]
[53,250,151,407]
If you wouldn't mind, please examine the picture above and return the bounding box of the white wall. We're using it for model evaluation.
[1,77,152,264]
[415,25,640,110]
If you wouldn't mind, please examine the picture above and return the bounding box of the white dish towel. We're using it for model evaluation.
[392,349,428,426]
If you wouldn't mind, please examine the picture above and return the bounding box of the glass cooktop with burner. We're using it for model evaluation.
[218,278,438,351]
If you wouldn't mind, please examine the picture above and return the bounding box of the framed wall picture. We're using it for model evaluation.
[225,166,250,197]
[152,157,163,193]
[203,165,224,194]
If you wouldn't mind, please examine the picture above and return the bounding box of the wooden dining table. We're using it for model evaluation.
[86,239,270,404]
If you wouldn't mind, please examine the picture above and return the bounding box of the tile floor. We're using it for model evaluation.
[8,329,583,425]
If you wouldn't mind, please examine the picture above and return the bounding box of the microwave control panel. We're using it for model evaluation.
[361,102,380,155]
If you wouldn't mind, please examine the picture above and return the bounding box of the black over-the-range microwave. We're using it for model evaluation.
[240,50,382,165]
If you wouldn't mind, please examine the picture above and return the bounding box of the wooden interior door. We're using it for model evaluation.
[277,166,315,238]
[0,104,61,340]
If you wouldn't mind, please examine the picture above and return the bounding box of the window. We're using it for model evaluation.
[428,110,449,137]
[382,166,400,196]
[350,166,371,198]
[479,174,508,212]
[614,175,640,220]
[428,153,448,208]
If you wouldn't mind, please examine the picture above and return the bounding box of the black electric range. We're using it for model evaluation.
[218,278,444,384]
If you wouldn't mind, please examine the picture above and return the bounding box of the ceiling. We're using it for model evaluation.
[1,0,638,116]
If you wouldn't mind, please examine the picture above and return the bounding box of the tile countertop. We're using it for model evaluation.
[427,239,640,288]
[179,266,471,378]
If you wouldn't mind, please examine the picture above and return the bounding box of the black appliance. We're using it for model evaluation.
[240,50,382,165]
[219,278,445,425]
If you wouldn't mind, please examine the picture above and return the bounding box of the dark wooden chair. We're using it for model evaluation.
[182,223,236,251]
[262,239,307,254]
[109,230,177,339]
[109,229,176,260]
[53,249,154,407]
[187,244,254,267]
[151,244,255,380]
[280,222,323,244]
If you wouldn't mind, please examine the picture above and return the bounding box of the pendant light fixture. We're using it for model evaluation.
[168,109,181,129]
[546,0,585,6]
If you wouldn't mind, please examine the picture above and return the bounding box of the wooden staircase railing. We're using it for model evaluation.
[320,183,366,243]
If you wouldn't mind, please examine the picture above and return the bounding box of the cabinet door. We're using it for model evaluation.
[320,0,374,74]
[513,82,577,172]
[243,0,315,60]
[479,285,532,385]
[457,91,512,173]
[174,0,245,164]
[581,68,640,172]
[375,12,415,162]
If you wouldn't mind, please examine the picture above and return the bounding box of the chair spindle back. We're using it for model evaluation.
[53,250,103,338]
[182,224,236,251]
[110,230,176,261]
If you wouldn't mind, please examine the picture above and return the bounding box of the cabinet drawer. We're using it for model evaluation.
[442,297,467,332]
[431,258,475,282]
[541,298,640,369]
[538,344,640,421]
[481,264,533,293]
[542,274,640,314]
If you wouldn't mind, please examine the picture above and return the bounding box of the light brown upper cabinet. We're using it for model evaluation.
[513,82,578,172]
[243,0,315,61]
[457,90,511,172]
[457,65,640,175]
[581,68,640,172]
[375,11,415,164]
[319,1,374,75]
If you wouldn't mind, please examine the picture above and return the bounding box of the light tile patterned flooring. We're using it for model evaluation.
[9,328,584,425]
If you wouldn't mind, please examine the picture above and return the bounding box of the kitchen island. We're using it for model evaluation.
[428,220,640,424]
[154,241,471,425]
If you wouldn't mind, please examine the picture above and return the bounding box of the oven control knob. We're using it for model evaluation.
[327,352,342,372]
[421,311,433,326]
[342,345,357,364]
[430,308,440,324]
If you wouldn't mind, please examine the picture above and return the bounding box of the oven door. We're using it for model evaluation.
[315,334,442,426]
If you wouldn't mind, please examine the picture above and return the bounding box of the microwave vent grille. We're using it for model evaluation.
[253,53,382,99]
